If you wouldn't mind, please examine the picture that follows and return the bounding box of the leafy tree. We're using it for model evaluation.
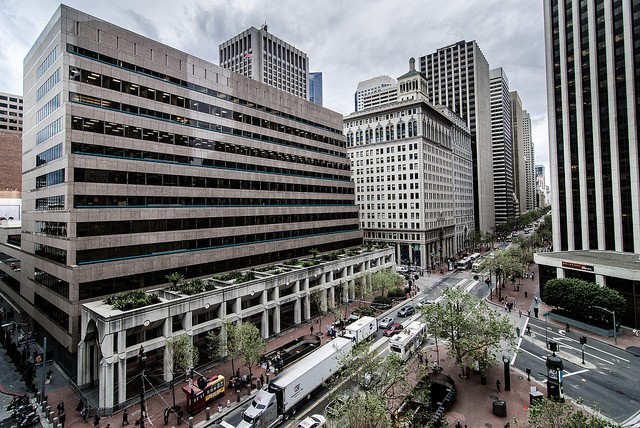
[419,287,515,377]
[370,269,404,297]
[310,288,327,333]
[327,393,392,428]
[309,248,320,259]
[228,322,267,377]
[527,397,620,427]
[166,335,199,408]
[544,278,626,325]
[206,330,223,362]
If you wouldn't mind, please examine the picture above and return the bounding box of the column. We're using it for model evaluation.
[261,310,269,339]
[117,358,126,405]
[98,359,114,410]
[273,287,281,334]
[303,278,310,320]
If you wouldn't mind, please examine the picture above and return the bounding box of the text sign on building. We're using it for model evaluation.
[561,261,594,272]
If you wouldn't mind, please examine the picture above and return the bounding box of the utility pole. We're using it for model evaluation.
[138,346,146,428]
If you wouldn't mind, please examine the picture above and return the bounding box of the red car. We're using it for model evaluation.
[383,323,404,337]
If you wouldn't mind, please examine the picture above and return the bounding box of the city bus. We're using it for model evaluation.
[472,258,488,272]
[455,258,471,270]
[468,253,481,261]
[389,321,426,361]
[182,374,225,413]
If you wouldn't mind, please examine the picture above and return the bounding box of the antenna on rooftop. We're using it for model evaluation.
[262,22,268,32]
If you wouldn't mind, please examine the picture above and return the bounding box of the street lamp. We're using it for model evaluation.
[589,306,617,345]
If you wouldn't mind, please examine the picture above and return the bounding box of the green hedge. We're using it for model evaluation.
[387,287,406,298]
[104,290,160,311]
[373,296,392,305]
[545,278,626,325]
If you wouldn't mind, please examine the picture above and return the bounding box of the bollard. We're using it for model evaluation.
[188,416,193,428]
[53,416,58,428]
[44,402,49,413]
[236,390,241,403]
[205,407,210,421]
[218,403,223,413]
[48,411,54,423]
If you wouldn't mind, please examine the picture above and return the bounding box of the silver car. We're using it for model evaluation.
[378,317,395,329]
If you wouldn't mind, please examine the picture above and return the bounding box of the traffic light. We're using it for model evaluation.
[580,336,587,345]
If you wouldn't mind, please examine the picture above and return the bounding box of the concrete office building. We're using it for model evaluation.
[345,59,468,271]
[354,75,397,112]
[219,25,309,100]
[420,40,494,233]
[523,110,536,211]
[535,164,547,208]
[536,0,640,328]
[0,92,23,219]
[309,71,323,106]
[490,68,514,225]
[510,91,527,214]
[8,5,376,382]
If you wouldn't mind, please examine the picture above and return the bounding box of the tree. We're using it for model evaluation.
[309,248,320,259]
[310,288,327,334]
[370,270,404,297]
[229,322,267,378]
[206,329,223,362]
[527,397,619,428]
[166,335,199,408]
[327,393,392,428]
[419,287,515,377]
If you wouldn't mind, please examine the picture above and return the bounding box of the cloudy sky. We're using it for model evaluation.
[0,0,549,174]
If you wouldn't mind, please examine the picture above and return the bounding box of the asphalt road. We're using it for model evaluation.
[514,316,640,424]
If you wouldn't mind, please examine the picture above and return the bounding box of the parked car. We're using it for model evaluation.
[325,391,354,418]
[416,298,435,307]
[383,323,404,337]
[297,414,326,428]
[397,306,416,317]
[378,317,395,329]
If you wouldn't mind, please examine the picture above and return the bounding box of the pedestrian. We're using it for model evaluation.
[57,401,65,415]
[81,406,88,423]
[519,309,522,318]
[310,324,314,335]
[106,424,110,428]
[455,421,462,428]
[496,379,501,393]
[504,423,510,428]
[260,373,265,387]
[163,407,170,425]
[531,272,535,280]
[93,413,100,428]
[566,323,571,333]
[526,324,531,335]
[122,409,128,426]
[236,368,240,378]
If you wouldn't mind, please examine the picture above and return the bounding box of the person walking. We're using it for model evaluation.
[122,409,128,426]
[496,379,501,393]
[81,406,88,423]
[163,407,170,425]
[566,323,571,333]
[93,413,100,428]
[310,324,314,335]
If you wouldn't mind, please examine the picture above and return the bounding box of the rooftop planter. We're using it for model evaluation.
[167,278,216,296]
[103,290,161,311]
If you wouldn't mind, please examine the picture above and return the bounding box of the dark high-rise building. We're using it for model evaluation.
[309,72,323,106]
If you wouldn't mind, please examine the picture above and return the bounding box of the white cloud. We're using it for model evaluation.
[0,0,550,174]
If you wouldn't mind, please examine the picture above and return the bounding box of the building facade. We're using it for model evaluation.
[0,92,23,218]
[354,75,397,112]
[535,164,548,208]
[420,40,494,233]
[344,60,463,271]
[219,25,309,100]
[536,0,640,328]
[490,68,514,225]
[309,71,323,106]
[523,110,536,211]
[510,91,527,214]
[14,5,362,374]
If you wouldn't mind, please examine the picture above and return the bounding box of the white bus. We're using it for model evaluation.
[389,321,426,361]
[469,253,481,261]
[455,258,470,270]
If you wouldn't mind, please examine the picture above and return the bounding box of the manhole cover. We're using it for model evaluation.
[485,423,493,427]
[489,394,499,400]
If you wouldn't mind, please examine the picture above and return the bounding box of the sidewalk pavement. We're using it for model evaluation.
[19,249,640,428]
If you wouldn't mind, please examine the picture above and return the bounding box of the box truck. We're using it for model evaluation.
[236,337,353,428]
[343,316,377,343]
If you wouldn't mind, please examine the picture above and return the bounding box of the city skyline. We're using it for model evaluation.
[0,0,549,178]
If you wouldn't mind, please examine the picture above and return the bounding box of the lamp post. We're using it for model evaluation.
[589,306,617,345]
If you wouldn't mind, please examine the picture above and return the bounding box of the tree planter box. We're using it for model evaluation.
[547,312,616,337]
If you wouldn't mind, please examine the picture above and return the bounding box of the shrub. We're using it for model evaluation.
[104,290,160,311]
[168,279,216,295]
[212,271,243,281]
[372,295,392,305]
[284,259,301,266]
[355,306,375,317]
[387,287,406,298]
[545,278,626,324]
[234,271,256,284]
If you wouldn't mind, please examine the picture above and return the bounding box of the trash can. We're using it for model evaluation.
[492,399,507,417]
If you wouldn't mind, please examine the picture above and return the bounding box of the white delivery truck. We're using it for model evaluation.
[343,316,377,343]
[236,337,353,428]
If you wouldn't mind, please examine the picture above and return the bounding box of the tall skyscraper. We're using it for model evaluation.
[489,68,514,225]
[536,0,640,329]
[544,0,639,253]
[510,91,527,214]
[309,71,323,106]
[523,110,536,211]
[354,75,397,112]
[15,5,362,374]
[420,40,494,233]
[219,25,309,100]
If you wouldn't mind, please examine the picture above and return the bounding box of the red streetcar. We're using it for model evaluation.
[182,374,225,413]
